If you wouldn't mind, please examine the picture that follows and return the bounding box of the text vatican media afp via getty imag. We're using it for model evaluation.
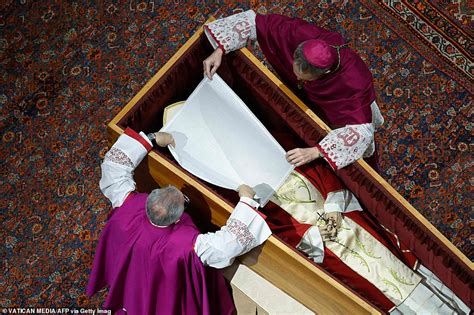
[2,308,111,314]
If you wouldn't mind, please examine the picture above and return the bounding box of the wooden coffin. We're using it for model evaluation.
[106,22,473,314]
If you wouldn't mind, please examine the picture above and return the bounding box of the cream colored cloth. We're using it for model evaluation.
[272,170,469,313]
[160,74,294,206]
[271,171,421,305]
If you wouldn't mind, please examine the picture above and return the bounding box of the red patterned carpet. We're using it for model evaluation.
[1,0,471,308]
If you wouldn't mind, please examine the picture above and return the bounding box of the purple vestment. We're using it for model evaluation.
[256,14,376,127]
[87,192,234,315]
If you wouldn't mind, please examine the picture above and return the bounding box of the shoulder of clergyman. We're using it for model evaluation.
[168,216,200,246]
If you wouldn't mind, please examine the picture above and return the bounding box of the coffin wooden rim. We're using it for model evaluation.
[106,19,472,314]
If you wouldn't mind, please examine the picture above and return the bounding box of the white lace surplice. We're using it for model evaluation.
[160,74,294,206]
[195,197,272,269]
[317,101,385,169]
[204,10,257,53]
[100,131,272,270]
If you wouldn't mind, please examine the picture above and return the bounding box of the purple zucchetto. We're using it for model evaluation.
[302,39,337,69]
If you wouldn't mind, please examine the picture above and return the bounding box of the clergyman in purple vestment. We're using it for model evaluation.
[86,127,272,315]
[203,10,385,171]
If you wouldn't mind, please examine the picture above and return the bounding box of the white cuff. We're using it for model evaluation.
[204,10,257,53]
[111,132,150,168]
[230,200,272,246]
[324,190,362,213]
[194,199,271,269]
[371,101,384,128]
[139,131,153,147]
[239,196,260,208]
[318,123,375,170]
[297,226,325,263]
[100,131,151,208]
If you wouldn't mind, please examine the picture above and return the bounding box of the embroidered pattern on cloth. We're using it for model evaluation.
[104,147,134,169]
[326,217,421,305]
[205,10,256,53]
[273,172,422,305]
[225,218,257,253]
[319,124,375,169]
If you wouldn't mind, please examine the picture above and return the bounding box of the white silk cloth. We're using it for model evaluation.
[160,74,294,206]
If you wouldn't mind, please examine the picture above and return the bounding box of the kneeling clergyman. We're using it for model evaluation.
[86,128,271,315]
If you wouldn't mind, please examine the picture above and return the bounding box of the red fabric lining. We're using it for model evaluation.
[262,196,396,312]
[337,165,473,308]
[297,163,344,199]
[301,163,418,268]
[262,202,312,248]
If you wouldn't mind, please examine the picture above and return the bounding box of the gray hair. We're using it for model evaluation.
[146,186,184,226]
[293,42,330,77]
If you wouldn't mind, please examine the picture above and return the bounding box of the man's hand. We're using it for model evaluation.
[286,147,321,167]
[155,132,175,147]
[318,225,337,242]
[318,212,343,242]
[237,184,255,199]
[203,48,224,80]
[324,212,343,231]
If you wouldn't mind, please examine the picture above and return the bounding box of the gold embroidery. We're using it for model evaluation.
[345,247,370,273]
[381,279,403,300]
[390,269,416,286]
[272,170,422,305]
[274,172,315,204]
[329,236,371,273]
[355,235,382,259]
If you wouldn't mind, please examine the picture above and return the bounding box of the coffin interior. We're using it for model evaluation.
[110,30,473,312]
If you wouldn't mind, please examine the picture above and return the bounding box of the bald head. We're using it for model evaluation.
[146,186,185,226]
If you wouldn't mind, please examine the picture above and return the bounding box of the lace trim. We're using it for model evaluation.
[104,147,134,168]
[205,10,256,53]
[226,218,257,253]
[319,124,374,169]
